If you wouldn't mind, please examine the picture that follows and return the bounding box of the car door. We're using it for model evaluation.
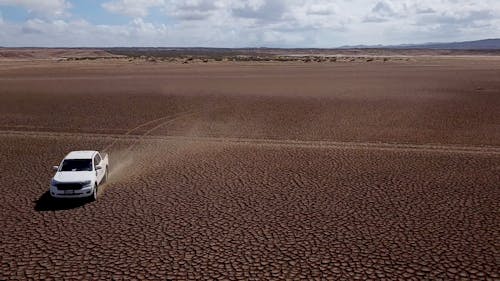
[94,154,104,183]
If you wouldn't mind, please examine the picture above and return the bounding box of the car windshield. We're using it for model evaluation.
[60,159,92,172]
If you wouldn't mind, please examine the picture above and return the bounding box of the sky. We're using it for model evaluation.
[0,0,499,48]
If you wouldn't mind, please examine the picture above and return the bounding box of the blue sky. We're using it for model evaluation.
[0,0,499,47]
[70,0,129,25]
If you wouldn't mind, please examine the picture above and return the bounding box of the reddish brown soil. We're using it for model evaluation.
[0,58,499,280]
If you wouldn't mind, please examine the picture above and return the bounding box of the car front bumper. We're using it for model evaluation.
[50,185,93,199]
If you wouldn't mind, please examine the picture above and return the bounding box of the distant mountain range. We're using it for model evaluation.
[340,39,500,50]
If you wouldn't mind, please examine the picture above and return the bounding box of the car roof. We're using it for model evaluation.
[65,150,98,159]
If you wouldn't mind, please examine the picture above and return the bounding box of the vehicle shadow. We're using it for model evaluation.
[34,191,89,211]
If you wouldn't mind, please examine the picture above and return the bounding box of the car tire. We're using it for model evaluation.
[91,184,98,202]
[104,167,108,183]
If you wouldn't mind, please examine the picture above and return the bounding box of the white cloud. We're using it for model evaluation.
[232,0,288,22]
[102,0,164,18]
[165,0,219,21]
[356,0,500,44]
[0,17,204,47]
[0,0,70,17]
[1,0,500,47]
[306,2,337,16]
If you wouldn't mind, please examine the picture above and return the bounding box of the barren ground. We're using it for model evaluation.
[0,57,499,280]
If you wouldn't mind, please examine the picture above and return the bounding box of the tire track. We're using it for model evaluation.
[1,129,499,155]
[122,110,201,152]
[101,110,196,152]
[100,110,203,185]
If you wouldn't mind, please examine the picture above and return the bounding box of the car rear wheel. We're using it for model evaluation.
[91,184,98,201]
[104,167,108,183]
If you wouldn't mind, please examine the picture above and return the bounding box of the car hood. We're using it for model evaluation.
[53,171,94,183]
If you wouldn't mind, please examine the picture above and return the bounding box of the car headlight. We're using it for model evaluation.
[82,180,92,186]
[50,179,59,186]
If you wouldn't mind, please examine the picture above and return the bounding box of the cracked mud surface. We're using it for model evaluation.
[0,59,499,280]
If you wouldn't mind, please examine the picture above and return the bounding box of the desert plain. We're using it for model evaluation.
[0,51,499,280]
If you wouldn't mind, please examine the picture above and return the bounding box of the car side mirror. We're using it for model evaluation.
[96,165,102,170]
[52,166,59,171]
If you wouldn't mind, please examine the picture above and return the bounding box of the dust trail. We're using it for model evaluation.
[101,109,204,185]
[101,110,195,153]
[94,147,142,196]
[106,148,138,183]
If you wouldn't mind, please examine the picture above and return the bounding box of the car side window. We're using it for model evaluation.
[94,154,101,167]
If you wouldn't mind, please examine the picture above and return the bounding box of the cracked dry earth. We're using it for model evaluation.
[1,59,500,280]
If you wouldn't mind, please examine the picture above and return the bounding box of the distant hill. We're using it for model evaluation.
[341,39,500,50]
